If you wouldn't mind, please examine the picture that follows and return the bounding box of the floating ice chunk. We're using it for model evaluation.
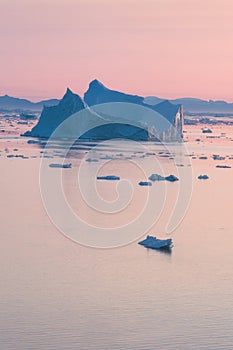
[97,175,120,180]
[198,175,209,180]
[145,152,155,156]
[165,175,179,182]
[213,155,225,160]
[216,165,231,169]
[148,174,179,182]
[148,174,165,181]
[138,181,152,186]
[85,158,99,162]
[100,155,114,160]
[49,163,72,168]
[27,139,40,144]
[202,128,212,133]
[17,121,28,125]
[138,235,173,250]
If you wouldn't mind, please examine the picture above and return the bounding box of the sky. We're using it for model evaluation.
[0,0,233,101]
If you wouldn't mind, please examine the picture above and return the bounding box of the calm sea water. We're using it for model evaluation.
[0,118,233,350]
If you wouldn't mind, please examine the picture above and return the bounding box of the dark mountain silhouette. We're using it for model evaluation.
[1,81,232,113]
[0,94,59,111]
[144,96,233,113]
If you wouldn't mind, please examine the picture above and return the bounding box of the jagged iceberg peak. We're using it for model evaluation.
[57,87,84,109]
[84,79,143,106]
[64,87,74,96]
[88,79,106,90]
[25,87,85,138]
[62,87,80,101]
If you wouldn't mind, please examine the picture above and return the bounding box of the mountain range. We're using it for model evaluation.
[0,94,59,112]
[1,80,233,114]
[144,96,233,114]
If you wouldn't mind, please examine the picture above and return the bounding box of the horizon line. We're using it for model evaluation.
[1,89,233,105]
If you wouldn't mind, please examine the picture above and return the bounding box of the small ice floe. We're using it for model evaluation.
[149,174,165,181]
[27,139,40,144]
[216,165,231,169]
[165,175,179,182]
[97,175,120,180]
[85,158,99,162]
[100,155,114,160]
[149,174,179,182]
[198,175,209,180]
[138,235,173,250]
[49,163,72,168]
[202,128,212,133]
[17,121,28,125]
[213,155,225,160]
[7,154,28,159]
[20,113,37,120]
[138,181,152,186]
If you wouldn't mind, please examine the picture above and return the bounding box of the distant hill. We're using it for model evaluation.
[0,94,59,111]
[144,96,233,114]
[2,82,233,114]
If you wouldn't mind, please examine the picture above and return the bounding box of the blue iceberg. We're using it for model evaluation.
[138,235,173,250]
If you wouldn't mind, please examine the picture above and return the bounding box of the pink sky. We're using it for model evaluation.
[1,0,233,101]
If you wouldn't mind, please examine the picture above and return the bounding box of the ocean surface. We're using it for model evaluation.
[0,117,233,350]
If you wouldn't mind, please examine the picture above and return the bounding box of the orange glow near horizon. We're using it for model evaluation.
[1,0,233,101]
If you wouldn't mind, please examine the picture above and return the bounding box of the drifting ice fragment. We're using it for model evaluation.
[138,235,173,250]
[165,175,179,182]
[216,165,231,169]
[49,163,72,168]
[97,175,120,180]
[198,175,209,180]
[138,181,152,186]
[148,174,179,182]
[148,174,165,181]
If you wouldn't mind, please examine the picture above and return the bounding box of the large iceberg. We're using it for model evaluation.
[24,80,184,141]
